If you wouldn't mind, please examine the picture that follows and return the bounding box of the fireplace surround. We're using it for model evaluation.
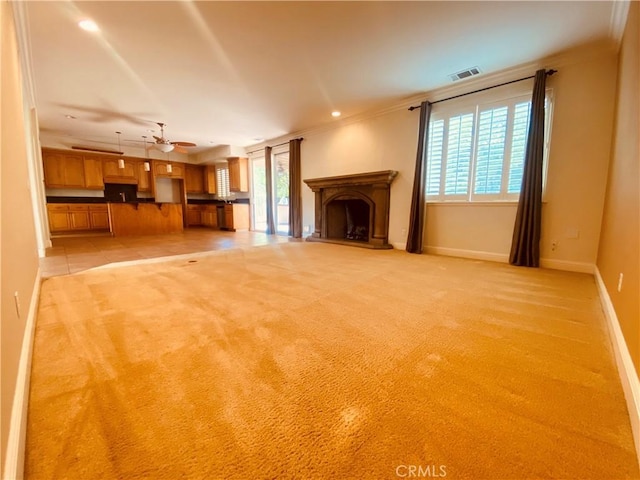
[303,170,398,249]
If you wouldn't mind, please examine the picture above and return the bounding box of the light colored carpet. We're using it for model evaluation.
[26,242,639,479]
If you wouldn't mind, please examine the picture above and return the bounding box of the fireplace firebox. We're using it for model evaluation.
[303,170,398,249]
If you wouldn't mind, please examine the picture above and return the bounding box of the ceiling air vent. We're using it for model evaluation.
[449,66,481,82]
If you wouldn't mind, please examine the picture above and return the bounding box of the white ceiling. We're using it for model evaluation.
[24,1,617,155]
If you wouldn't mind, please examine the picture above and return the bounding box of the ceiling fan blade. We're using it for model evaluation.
[174,145,188,154]
[171,141,197,147]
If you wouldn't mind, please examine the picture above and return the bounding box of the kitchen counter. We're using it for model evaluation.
[109,202,183,236]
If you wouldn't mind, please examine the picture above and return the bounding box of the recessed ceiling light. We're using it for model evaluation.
[331,111,341,118]
[78,19,99,32]
[65,114,76,119]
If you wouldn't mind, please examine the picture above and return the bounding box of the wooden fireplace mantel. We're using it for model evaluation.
[303,170,398,249]
[303,170,398,191]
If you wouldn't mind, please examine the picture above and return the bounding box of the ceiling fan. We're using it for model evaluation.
[149,122,196,153]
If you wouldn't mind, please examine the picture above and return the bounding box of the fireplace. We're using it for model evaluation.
[303,170,398,249]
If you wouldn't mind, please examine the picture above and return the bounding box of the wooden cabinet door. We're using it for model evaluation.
[185,166,205,193]
[47,205,70,232]
[68,207,90,230]
[43,153,66,187]
[223,204,234,228]
[89,210,110,229]
[169,162,184,178]
[228,157,248,192]
[205,166,217,194]
[186,206,203,226]
[137,161,152,192]
[103,158,136,179]
[43,151,85,188]
[153,160,169,177]
[83,156,104,189]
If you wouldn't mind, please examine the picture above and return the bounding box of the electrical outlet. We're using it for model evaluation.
[551,240,558,251]
[617,273,624,292]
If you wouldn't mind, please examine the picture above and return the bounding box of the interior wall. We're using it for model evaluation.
[597,1,639,372]
[1,1,41,475]
[300,45,618,270]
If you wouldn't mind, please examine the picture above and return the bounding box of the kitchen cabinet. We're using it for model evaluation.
[205,166,217,194]
[185,165,205,194]
[153,160,184,178]
[228,157,249,192]
[88,204,110,229]
[220,203,249,231]
[47,203,110,233]
[202,205,218,227]
[137,161,152,192]
[102,157,137,183]
[82,156,104,190]
[186,205,203,226]
[43,151,86,188]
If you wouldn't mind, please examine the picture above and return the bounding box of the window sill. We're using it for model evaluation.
[426,200,548,206]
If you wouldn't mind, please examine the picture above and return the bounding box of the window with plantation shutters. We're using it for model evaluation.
[216,164,230,198]
[425,91,552,202]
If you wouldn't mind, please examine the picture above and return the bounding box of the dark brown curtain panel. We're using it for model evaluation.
[509,69,547,267]
[288,138,303,238]
[264,146,276,235]
[406,101,432,254]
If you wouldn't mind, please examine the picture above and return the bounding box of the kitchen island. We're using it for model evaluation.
[109,202,183,236]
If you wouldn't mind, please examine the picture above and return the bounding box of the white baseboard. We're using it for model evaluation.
[2,269,41,480]
[540,258,595,274]
[391,241,407,250]
[425,246,509,263]
[423,246,595,274]
[594,267,640,468]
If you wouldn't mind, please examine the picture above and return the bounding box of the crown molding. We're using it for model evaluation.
[609,0,631,50]
[11,1,38,109]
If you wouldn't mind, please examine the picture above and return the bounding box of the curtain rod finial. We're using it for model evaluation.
[547,69,558,76]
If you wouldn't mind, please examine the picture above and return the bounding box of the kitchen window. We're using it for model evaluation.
[216,164,230,198]
[426,91,553,202]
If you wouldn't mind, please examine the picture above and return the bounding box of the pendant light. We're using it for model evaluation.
[116,131,125,169]
[142,136,151,171]
[166,151,173,174]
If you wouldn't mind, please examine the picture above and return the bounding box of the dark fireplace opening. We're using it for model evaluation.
[326,199,370,242]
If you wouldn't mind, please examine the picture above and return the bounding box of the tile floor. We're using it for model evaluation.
[40,228,292,278]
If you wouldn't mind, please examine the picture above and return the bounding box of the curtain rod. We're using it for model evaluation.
[246,137,304,156]
[408,69,557,111]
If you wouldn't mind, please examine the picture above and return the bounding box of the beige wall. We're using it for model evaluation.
[300,45,619,272]
[597,1,639,373]
[1,2,40,475]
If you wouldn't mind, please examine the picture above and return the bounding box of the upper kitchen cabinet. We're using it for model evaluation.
[185,165,205,194]
[102,157,137,183]
[82,155,104,189]
[137,161,152,192]
[42,150,86,188]
[205,165,217,195]
[228,157,249,192]
[153,160,184,178]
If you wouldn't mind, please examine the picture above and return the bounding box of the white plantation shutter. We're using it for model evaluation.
[426,119,445,195]
[508,101,532,193]
[425,90,552,201]
[216,165,230,198]
[474,106,508,195]
[444,113,474,195]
